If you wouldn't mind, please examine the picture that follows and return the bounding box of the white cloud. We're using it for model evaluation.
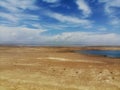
[0,25,120,46]
[0,12,19,22]
[0,12,39,25]
[0,0,38,13]
[43,0,59,3]
[0,0,92,29]
[110,17,120,26]
[51,32,120,45]
[98,27,107,31]
[47,12,92,26]
[99,0,120,26]
[0,0,40,25]
[99,0,120,14]
[0,25,46,44]
[76,0,92,17]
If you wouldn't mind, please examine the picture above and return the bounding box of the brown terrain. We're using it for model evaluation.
[0,46,120,90]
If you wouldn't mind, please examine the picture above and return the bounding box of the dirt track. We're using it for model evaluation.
[0,46,120,90]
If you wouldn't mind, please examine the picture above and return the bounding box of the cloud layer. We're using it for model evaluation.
[0,25,120,46]
[0,0,120,46]
[76,0,92,17]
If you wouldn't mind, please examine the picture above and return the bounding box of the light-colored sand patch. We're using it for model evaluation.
[36,57,44,60]
[36,57,103,63]
[48,57,68,61]
[13,63,40,66]
[48,57,103,63]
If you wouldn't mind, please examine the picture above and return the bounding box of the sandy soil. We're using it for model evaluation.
[0,46,120,90]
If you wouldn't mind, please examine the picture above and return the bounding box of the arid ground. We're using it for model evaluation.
[0,46,120,90]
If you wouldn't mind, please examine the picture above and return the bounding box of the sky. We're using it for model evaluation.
[0,0,120,46]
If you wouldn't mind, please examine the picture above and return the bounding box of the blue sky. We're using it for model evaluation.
[0,0,120,46]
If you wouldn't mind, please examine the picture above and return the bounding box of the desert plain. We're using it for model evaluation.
[0,46,120,90]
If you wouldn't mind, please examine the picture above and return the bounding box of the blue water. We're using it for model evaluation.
[76,50,120,58]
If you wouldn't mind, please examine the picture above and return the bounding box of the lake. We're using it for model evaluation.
[76,50,120,58]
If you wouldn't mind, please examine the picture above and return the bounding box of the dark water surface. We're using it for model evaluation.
[76,50,120,58]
